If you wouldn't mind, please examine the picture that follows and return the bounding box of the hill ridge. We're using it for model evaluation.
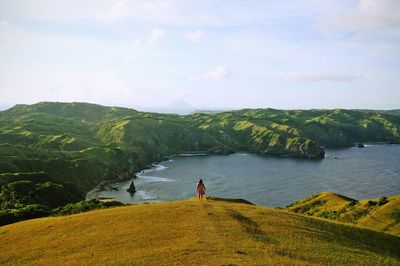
[1,198,399,265]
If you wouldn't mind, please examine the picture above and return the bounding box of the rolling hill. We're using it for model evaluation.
[286,192,400,236]
[0,198,399,265]
[1,102,400,225]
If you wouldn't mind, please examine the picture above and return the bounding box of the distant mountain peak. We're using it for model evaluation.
[168,99,192,110]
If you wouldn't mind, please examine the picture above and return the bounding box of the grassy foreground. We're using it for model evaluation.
[1,197,400,265]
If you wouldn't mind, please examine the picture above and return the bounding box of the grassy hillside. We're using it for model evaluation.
[1,102,400,225]
[0,198,399,265]
[354,109,400,116]
[286,192,400,236]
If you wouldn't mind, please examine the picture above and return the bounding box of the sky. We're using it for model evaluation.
[0,0,399,110]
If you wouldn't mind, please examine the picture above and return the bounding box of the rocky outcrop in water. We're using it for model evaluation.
[127,181,136,193]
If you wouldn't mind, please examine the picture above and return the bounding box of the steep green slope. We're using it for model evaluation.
[1,198,399,265]
[286,192,400,236]
[0,102,400,225]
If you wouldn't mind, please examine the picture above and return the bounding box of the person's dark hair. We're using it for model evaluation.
[199,179,203,184]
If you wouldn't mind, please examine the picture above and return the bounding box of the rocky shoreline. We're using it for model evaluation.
[86,142,392,200]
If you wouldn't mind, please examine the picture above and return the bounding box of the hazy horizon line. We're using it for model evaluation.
[0,101,399,113]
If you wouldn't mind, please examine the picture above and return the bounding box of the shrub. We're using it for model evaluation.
[319,210,340,220]
[0,204,50,226]
[378,196,388,206]
[53,199,102,215]
[0,200,123,226]
[0,181,36,208]
[0,210,18,225]
[347,200,358,207]
[53,199,124,216]
[17,204,51,219]
[352,209,370,221]
[35,181,81,208]
[390,208,400,223]
[292,200,326,213]
[0,178,83,209]
[101,200,125,207]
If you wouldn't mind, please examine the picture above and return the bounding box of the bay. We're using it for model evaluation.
[96,145,400,207]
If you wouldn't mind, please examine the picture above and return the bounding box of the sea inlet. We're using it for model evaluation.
[95,144,400,207]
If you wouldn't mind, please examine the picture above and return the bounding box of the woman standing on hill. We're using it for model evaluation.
[196,179,206,200]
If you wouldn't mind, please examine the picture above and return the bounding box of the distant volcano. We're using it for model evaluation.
[135,99,195,114]
[169,99,193,110]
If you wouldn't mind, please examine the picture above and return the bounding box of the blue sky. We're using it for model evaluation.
[0,0,399,109]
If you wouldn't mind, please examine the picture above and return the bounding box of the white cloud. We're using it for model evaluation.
[206,66,230,80]
[0,0,176,24]
[184,30,203,43]
[321,0,400,31]
[94,0,184,25]
[0,20,8,28]
[147,28,166,44]
[95,1,130,21]
[124,37,142,60]
[191,66,231,80]
[285,72,362,82]
[0,67,137,104]
[0,1,328,27]
[131,37,142,49]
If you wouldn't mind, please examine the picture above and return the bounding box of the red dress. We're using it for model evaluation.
[196,183,206,195]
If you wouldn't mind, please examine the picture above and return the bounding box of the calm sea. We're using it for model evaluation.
[96,145,400,207]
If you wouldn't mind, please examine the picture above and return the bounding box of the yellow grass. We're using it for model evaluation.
[357,196,400,235]
[1,197,399,265]
[287,192,400,236]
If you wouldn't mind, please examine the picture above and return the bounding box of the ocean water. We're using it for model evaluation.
[96,145,400,207]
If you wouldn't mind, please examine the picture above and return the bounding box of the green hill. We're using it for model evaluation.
[286,192,400,236]
[0,198,399,265]
[353,109,400,116]
[1,102,400,225]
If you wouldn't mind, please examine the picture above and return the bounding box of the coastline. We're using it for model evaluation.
[86,156,172,200]
[85,151,228,200]
[85,143,398,201]
[85,148,328,200]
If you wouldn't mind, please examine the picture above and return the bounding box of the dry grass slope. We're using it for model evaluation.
[286,192,400,236]
[1,198,400,265]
